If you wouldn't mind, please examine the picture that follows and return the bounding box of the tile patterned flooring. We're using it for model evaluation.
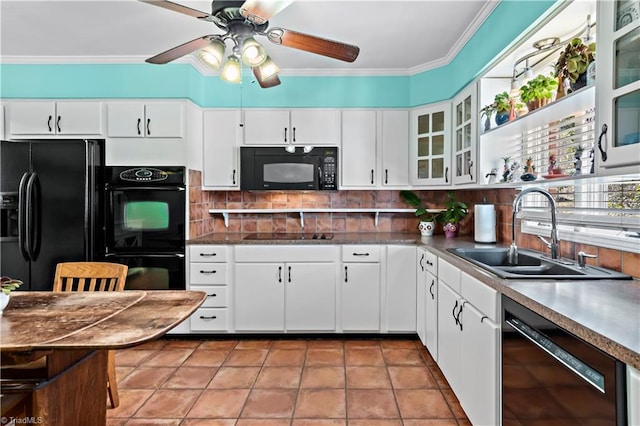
[107,338,471,425]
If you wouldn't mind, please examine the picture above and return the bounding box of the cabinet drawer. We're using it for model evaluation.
[423,250,438,275]
[438,258,461,293]
[461,272,498,322]
[342,245,381,262]
[190,308,228,331]
[190,263,228,284]
[190,245,227,262]
[191,286,228,308]
[235,245,337,262]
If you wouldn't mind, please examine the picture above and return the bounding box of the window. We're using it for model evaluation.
[519,176,640,253]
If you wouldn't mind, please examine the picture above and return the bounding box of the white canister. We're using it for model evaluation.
[474,204,496,243]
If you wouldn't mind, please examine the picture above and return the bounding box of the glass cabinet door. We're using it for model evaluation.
[452,85,477,184]
[596,0,640,173]
[411,102,451,186]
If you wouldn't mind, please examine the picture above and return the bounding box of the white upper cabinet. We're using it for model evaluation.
[341,110,377,187]
[340,109,409,188]
[202,109,241,189]
[595,0,640,174]
[451,85,477,184]
[8,101,103,137]
[411,102,452,186]
[243,109,340,146]
[107,102,184,138]
[380,110,410,187]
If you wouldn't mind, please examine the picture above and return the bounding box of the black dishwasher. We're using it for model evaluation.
[502,295,627,425]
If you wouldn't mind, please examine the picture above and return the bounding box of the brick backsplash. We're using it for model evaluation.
[189,169,638,278]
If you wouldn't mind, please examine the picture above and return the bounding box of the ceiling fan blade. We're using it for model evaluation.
[145,36,214,64]
[240,0,293,24]
[138,0,223,25]
[267,28,360,63]
[252,66,281,88]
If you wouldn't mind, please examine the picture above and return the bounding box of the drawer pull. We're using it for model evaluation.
[352,253,370,256]
[207,293,217,297]
[199,315,217,320]
[200,270,217,274]
[426,260,434,266]
[199,253,217,257]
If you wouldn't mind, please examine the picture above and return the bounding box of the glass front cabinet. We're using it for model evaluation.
[452,85,477,185]
[411,102,451,186]
[596,0,640,175]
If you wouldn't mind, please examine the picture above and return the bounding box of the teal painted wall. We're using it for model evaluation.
[0,1,556,108]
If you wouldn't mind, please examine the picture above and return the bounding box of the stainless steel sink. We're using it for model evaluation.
[447,247,631,280]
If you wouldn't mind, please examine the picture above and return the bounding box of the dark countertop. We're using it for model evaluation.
[188,232,640,369]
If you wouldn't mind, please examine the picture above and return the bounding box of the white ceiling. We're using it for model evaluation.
[0,0,499,75]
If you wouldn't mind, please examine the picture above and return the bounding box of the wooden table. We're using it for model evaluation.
[0,290,206,425]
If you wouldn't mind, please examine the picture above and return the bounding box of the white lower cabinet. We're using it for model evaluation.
[188,245,230,332]
[437,258,499,426]
[234,245,337,332]
[386,245,416,332]
[341,245,381,331]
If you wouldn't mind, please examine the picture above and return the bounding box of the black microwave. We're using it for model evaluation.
[240,146,338,191]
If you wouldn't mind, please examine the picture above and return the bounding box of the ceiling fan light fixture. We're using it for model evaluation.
[256,56,280,80]
[220,55,242,84]
[196,39,225,69]
[241,37,267,67]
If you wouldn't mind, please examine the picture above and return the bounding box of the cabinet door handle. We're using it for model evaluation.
[597,124,608,162]
[199,315,217,320]
[47,115,52,132]
[452,300,459,325]
[199,253,217,257]
[207,293,217,297]
[419,253,425,271]
[370,169,374,184]
[56,115,62,133]
[284,127,287,142]
[385,169,388,184]
[292,127,296,142]
[344,266,348,283]
[445,167,449,183]
[352,252,369,256]
[288,266,292,283]
[456,301,465,331]
[429,279,435,300]
[146,118,151,135]
[468,160,473,180]
[137,118,142,135]
[278,266,282,283]
[200,270,217,274]
[232,169,236,185]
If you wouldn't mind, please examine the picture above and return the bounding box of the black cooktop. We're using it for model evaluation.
[243,233,334,241]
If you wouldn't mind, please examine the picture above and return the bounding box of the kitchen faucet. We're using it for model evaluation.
[509,187,559,265]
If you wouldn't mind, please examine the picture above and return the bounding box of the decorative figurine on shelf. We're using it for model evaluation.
[574,145,584,175]
[486,168,498,184]
[548,153,561,175]
[521,157,537,181]
[501,156,511,182]
[509,161,521,182]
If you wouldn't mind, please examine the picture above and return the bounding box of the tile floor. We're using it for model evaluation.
[107,338,471,425]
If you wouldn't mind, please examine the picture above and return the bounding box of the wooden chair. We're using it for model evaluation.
[53,262,128,408]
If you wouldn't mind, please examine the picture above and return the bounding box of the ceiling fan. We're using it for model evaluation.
[140,0,361,88]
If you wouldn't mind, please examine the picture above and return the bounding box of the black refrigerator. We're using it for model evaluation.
[0,139,105,291]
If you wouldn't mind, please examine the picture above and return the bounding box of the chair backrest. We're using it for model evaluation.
[53,262,128,292]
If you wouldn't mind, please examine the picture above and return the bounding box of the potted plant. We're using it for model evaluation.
[0,276,22,313]
[493,91,511,126]
[479,104,496,132]
[400,190,441,237]
[555,37,595,93]
[440,191,468,238]
[519,73,558,112]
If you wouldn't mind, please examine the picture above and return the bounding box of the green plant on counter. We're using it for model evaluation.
[555,37,596,83]
[1,276,22,295]
[400,190,441,222]
[440,191,468,225]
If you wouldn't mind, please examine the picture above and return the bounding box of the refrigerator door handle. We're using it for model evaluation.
[17,173,30,261]
[25,172,41,261]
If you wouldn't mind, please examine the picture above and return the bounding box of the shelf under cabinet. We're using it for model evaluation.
[208,208,442,228]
